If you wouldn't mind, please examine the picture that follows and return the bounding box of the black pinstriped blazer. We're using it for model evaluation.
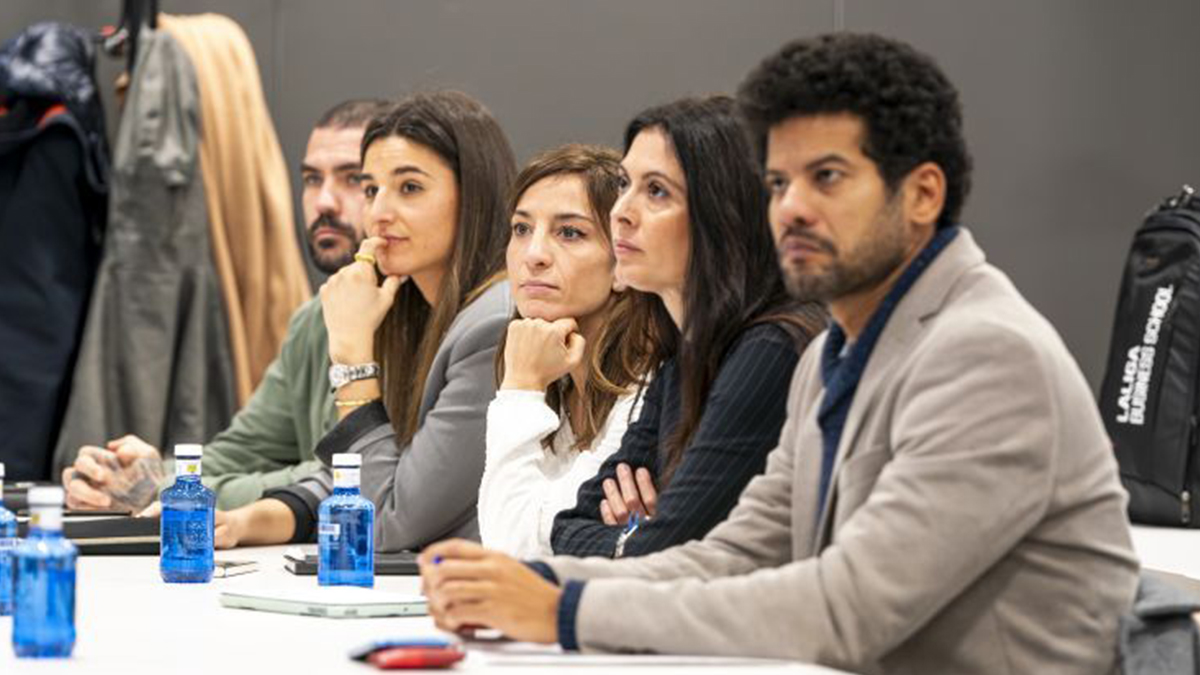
[550,322,807,558]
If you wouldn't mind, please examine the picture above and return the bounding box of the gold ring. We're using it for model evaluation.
[354,252,377,266]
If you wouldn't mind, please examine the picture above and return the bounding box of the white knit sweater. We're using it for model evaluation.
[478,388,643,558]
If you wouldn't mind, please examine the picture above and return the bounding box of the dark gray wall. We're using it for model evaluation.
[2,0,1198,389]
[844,0,1200,389]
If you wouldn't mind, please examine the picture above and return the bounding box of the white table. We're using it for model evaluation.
[4,525,1187,673]
[1130,524,1200,580]
[0,545,849,674]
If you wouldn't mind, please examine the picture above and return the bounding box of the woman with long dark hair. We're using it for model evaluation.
[410,94,825,639]
[543,95,826,557]
[213,91,518,552]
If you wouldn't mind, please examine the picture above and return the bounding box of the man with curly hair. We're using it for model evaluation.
[417,34,1139,674]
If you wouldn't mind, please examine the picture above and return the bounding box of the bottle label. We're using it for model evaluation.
[160,508,213,570]
[176,459,202,478]
[318,522,341,538]
[30,506,63,532]
[333,467,360,489]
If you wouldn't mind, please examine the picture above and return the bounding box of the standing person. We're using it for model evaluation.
[63,99,389,510]
[479,144,656,558]
[544,95,825,558]
[419,34,1139,675]
[214,91,518,553]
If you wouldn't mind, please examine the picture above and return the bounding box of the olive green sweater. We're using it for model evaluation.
[162,297,334,509]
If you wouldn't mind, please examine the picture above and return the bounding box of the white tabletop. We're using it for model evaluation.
[1130,524,1200,580]
[0,545,849,675]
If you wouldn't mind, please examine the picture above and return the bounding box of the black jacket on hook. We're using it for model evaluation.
[0,23,109,480]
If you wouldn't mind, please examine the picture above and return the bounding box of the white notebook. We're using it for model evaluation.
[219,587,428,619]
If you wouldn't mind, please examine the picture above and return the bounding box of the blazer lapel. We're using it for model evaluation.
[789,338,829,558]
[813,229,987,547]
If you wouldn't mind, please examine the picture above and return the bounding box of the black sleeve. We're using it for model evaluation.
[313,400,390,464]
[549,365,667,556]
[265,401,391,542]
[265,493,317,544]
[551,325,800,558]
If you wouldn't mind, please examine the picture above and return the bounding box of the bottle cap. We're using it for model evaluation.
[0,462,5,478]
[28,486,65,506]
[332,453,362,467]
[174,444,203,459]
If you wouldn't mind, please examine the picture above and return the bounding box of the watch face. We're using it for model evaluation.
[330,366,349,388]
[330,363,377,390]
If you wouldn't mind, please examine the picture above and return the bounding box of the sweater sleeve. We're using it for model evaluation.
[477,390,562,557]
[478,389,641,558]
[551,325,800,558]
[193,299,327,509]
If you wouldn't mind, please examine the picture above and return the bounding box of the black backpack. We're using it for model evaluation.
[1099,185,1200,526]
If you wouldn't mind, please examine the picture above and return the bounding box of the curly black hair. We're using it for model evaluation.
[737,33,972,229]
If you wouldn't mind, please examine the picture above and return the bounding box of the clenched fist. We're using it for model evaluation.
[500,318,586,392]
[62,435,166,513]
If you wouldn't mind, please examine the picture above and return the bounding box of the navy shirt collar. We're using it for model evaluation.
[821,226,961,387]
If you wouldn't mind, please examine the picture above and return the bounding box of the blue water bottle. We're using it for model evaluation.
[318,453,374,587]
[13,486,76,658]
[0,462,18,615]
[160,444,215,583]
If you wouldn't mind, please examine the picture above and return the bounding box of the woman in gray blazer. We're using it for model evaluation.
[213,91,517,552]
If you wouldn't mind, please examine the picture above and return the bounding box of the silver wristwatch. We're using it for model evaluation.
[328,362,381,392]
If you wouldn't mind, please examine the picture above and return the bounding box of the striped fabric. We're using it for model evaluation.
[550,323,806,558]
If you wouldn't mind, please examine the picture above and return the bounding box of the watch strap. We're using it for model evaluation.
[329,362,381,392]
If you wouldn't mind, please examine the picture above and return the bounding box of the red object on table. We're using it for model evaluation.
[368,646,466,669]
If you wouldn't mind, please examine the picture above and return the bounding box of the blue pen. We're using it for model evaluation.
[614,513,640,558]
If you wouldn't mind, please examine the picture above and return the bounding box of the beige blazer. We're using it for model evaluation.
[542,229,1140,674]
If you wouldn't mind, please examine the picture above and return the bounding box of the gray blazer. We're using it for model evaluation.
[541,230,1140,674]
[268,281,512,552]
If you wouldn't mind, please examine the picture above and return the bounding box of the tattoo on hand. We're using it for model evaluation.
[103,455,167,512]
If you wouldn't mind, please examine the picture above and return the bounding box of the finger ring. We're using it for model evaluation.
[354,252,377,266]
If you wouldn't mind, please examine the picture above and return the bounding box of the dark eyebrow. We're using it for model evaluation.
[641,170,686,194]
[554,212,595,224]
[511,209,595,224]
[301,162,361,175]
[391,165,431,178]
[359,165,431,183]
[803,153,852,172]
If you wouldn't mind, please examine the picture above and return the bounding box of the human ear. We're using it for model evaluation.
[904,161,947,229]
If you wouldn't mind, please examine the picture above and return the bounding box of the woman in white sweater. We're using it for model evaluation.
[478,144,656,558]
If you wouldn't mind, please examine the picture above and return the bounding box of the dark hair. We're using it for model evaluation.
[314,98,391,130]
[363,91,517,444]
[737,33,973,229]
[495,144,656,451]
[623,95,826,482]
